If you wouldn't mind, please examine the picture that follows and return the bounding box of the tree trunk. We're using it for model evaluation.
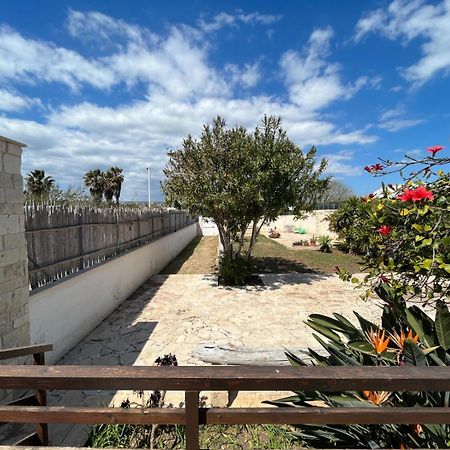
[237,228,246,257]
[217,222,233,258]
[246,218,266,259]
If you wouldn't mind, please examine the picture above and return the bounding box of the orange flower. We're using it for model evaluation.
[391,329,419,349]
[368,327,391,354]
[362,390,391,405]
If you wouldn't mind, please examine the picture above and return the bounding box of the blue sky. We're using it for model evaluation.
[1,0,449,201]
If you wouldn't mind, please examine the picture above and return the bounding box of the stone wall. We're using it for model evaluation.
[0,136,29,403]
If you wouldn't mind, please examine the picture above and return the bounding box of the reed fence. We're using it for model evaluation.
[25,206,197,290]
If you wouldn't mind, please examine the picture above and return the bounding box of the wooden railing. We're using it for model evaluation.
[0,344,53,446]
[0,365,449,449]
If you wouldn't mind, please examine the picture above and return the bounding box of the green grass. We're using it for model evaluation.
[251,235,364,274]
[90,423,301,449]
[161,236,218,274]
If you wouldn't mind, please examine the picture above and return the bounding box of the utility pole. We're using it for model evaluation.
[147,166,151,208]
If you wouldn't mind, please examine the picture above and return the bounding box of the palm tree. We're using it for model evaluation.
[105,167,124,205]
[25,170,55,202]
[83,169,105,204]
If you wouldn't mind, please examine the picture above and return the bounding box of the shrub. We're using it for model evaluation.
[327,196,373,255]
[269,286,450,448]
[318,235,332,253]
[218,254,254,286]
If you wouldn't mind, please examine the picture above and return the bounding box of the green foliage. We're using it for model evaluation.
[25,169,55,202]
[268,291,450,448]
[163,115,329,260]
[327,196,373,255]
[84,167,124,205]
[218,254,254,286]
[318,235,332,253]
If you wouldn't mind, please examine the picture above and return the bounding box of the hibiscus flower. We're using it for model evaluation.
[426,145,444,156]
[397,186,434,202]
[377,225,392,236]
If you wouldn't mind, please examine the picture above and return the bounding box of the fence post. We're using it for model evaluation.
[185,391,199,450]
[33,351,49,445]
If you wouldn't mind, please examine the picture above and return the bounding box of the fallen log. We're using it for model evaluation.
[191,345,322,366]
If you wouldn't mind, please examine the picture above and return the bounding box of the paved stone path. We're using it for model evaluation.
[44,271,382,446]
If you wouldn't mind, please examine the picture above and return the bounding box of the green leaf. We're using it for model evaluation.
[412,224,423,232]
[406,306,437,347]
[306,320,342,343]
[435,303,450,350]
[284,350,307,367]
[403,338,427,366]
[309,314,356,334]
[348,340,376,355]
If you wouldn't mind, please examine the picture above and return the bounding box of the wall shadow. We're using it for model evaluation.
[45,277,165,446]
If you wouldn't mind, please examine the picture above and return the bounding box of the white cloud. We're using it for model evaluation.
[354,0,450,86]
[0,10,377,200]
[199,11,281,33]
[0,89,42,112]
[0,25,116,90]
[321,150,362,176]
[225,62,261,88]
[378,104,425,131]
[280,27,367,112]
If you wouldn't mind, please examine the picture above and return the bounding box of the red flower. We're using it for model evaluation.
[411,185,434,201]
[364,164,383,173]
[397,188,414,202]
[377,225,392,236]
[426,145,444,156]
[397,186,434,202]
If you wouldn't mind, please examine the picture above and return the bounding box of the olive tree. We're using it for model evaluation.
[163,115,329,260]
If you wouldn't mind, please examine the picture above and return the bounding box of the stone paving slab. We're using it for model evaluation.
[41,272,382,446]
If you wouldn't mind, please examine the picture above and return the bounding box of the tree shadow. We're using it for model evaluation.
[252,256,319,274]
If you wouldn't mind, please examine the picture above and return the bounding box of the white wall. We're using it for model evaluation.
[264,211,336,237]
[29,223,197,364]
[198,216,219,236]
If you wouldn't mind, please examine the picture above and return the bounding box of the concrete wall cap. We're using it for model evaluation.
[0,136,27,147]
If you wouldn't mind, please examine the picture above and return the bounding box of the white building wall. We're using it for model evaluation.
[30,223,197,364]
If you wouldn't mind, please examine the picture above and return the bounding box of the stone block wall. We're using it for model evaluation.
[0,136,29,403]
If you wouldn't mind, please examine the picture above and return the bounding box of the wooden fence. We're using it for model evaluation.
[25,206,197,290]
[1,365,450,449]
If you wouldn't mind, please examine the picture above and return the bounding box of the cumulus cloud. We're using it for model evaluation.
[0,89,42,112]
[0,10,376,200]
[321,150,362,177]
[354,0,450,86]
[225,62,261,88]
[280,27,367,112]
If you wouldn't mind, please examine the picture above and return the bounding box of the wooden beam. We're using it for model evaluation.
[1,365,450,392]
[2,405,450,427]
[185,391,200,450]
[0,406,185,425]
[0,344,53,361]
[201,407,450,425]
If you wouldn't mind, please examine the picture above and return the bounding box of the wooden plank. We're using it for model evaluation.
[0,344,53,361]
[1,365,450,391]
[201,407,450,425]
[2,405,450,427]
[185,391,199,450]
[0,406,185,425]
